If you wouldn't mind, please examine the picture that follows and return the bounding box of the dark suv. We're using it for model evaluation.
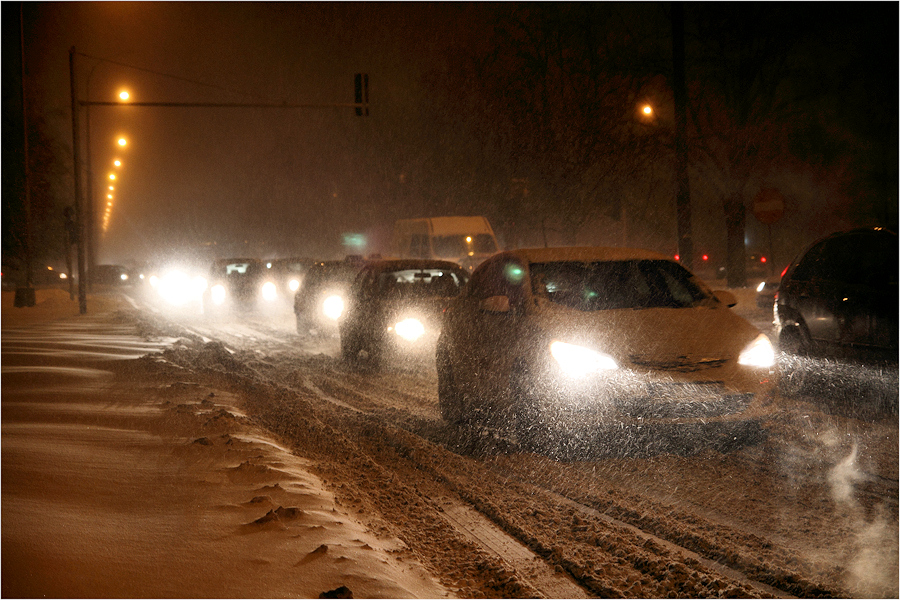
[775,227,897,360]
[339,259,469,364]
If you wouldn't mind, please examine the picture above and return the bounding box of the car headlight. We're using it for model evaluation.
[392,318,425,341]
[322,295,344,320]
[211,284,226,305]
[261,281,278,301]
[158,271,190,305]
[738,333,775,368]
[289,278,301,292]
[550,341,618,378]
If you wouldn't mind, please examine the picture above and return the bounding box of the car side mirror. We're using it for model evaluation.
[713,290,737,307]
[480,295,510,313]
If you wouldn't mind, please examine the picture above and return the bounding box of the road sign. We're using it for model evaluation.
[752,188,785,225]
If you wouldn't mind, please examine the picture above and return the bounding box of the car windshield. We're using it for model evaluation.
[530,259,711,311]
[432,234,497,257]
[379,268,467,298]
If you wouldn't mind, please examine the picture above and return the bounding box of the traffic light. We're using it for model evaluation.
[355,73,369,116]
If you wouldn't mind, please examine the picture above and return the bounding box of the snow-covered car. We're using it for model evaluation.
[203,258,278,314]
[436,247,777,447]
[339,259,469,364]
[293,259,366,335]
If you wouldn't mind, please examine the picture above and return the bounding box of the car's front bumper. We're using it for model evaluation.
[528,366,777,428]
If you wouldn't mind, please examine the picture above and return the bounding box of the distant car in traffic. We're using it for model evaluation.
[775,227,898,361]
[293,258,367,335]
[203,258,277,314]
[436,247,777,450]
[142,262,209,311]
[339,259,469,365]
[91,264,131,286]
[265,257,316,303]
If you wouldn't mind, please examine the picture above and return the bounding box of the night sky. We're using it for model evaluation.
[3,2,897,274]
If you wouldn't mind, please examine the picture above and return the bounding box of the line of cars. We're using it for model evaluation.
[338,227,895,449]
[321,247,778,453]
[141,226,896,452]
[140,256,317,314]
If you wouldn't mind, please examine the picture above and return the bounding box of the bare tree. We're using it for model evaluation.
[424,4,670,247]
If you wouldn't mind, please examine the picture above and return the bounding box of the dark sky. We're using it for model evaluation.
[5,2,898,269]
[14,2,485,265]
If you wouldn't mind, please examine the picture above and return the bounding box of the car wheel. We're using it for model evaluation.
[437,345,466,424]
[778,323,810,396]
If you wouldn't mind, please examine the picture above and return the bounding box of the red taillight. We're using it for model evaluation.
[760,256,767,263]
[674,254,680,261]
[702,254,709,261]
[780,265,789,278]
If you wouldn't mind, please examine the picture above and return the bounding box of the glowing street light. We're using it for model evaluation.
[118,90,130,101]
[113,159,121,167]
[642,104,653,116]
[108,173,116,180]
[117,137,127,147]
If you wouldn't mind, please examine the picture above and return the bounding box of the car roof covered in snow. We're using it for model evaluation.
[500,246,674,264]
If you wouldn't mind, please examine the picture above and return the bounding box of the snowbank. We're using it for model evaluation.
[1,289,451,598]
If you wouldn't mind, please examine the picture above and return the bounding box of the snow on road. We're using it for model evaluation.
[3,287,898,598]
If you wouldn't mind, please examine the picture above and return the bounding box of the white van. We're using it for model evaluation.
[391,216,500,271]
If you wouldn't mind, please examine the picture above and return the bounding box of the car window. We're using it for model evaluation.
[215,262,256,276]
[467,256,527,304]
[378,268,467,298]
[793,233,896,286]
[530,260,710,311]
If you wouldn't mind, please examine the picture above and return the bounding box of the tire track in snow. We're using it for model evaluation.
[291,366,808,598]
[134,307,857,597]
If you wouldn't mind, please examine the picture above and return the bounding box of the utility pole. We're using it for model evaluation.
[69,47,87,314]
[14,4,35,307]
[671,2,693,270]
